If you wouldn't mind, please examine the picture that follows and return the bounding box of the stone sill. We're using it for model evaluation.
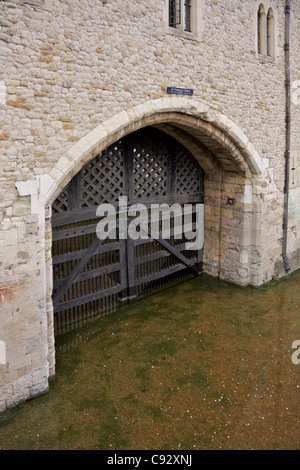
[256,53,277,65]
[2,0,53,12]
[165,27,200,42]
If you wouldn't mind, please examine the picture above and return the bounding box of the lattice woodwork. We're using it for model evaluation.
[132,134,168,199]
[80,143,124,207]
[52,128,204,336]
[52,186,69,213]
[175,149,203,195]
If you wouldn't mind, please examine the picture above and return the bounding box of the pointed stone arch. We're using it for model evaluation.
[41,97,264,209]
[22,96,267,378]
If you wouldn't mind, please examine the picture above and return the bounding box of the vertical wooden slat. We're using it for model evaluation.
[126,235,136,300]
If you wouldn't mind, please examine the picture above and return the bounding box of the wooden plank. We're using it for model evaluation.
[68,172,81,210]
[53,262,121,287]
[127,194,203,206]
[54,284,122,313]
[135,248,198,267]
[52,208,101,228]
[134,263,192,287]
[52,223,99,241]
[52,235,104,306]
[52,194,203,228]
[119,237,128,301]
[136,221,202,275]
[52,241,120,264]
[135,248,173,265]
[126,234,136,300]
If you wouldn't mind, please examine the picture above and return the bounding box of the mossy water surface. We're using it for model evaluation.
[0,273,299,450]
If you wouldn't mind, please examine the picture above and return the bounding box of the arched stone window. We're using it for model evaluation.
[257,4,267,55]
[256,2,276,59]
[267,8,275,58]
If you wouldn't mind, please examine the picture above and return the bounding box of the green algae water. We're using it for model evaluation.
[0,272,299,450]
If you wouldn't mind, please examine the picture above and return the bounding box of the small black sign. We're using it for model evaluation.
[167,87,194,95]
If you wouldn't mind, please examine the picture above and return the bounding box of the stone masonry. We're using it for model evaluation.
[0,0,299,411]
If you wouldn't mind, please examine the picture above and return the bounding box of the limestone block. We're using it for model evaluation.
[49,167,64,184]
[0,396,6,413]
[55,156,72,175]
[85,125,108,151]
[237,185,253,205]
[15,180,38,197]
[38,174,57,205]
[102,110,130,135]
[240,251,249,265]
[3,229,18,246]
[66,137,95,166]
[12,196,31,217]
[30,378,49,399]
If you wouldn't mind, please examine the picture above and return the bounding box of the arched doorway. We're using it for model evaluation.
[52,127,204,335]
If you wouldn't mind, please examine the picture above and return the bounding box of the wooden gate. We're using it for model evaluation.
[52,128,204,335]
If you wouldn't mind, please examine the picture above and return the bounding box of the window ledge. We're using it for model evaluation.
[4,0,53,11]
[166,27,200,42]
[257,53,276,64]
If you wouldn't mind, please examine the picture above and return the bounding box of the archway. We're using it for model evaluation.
[35,97,265,356]
[52,127,205,334]
[43,97,263,209]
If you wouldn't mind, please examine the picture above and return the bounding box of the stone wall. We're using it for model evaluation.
[289,2,300,273]
[0,0,299,411]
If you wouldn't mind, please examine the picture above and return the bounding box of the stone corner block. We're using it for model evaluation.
[16,180,39,197]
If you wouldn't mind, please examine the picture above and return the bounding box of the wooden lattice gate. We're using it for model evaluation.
[52,128,204,335]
